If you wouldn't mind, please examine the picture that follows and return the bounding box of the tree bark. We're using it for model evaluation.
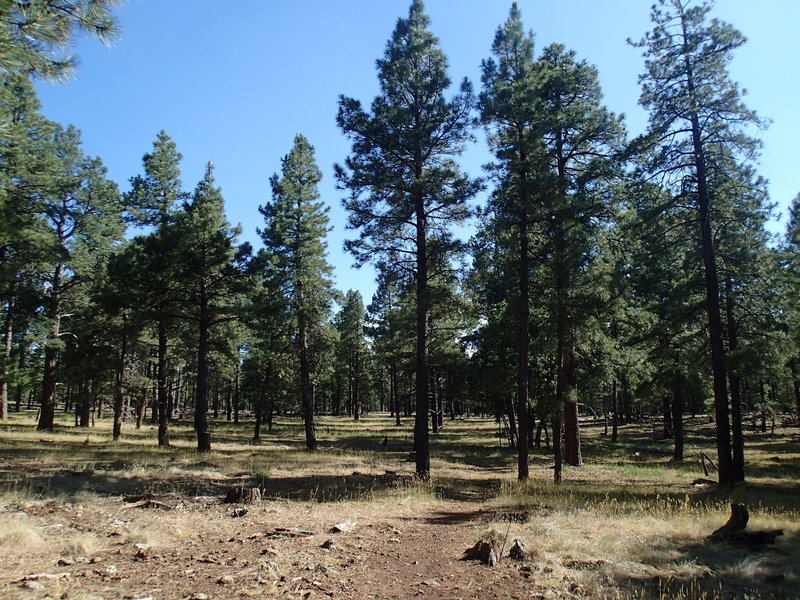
[553,415,563,484]
[672,372,684,461]
[413,183,430,480]
[157,317,170,447]
[195,293,211,452]
[112,316,128,441]
[680,10,733,487]
[790,359,800,427]
[724,275,745,482]
[611,378,619,443]
[38,263,65,431]
[298,300,317,451]
[0,290,15,420]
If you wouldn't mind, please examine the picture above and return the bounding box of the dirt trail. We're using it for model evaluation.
[1,496,557,600]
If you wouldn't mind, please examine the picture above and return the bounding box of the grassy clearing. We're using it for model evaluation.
[0,409,798,599]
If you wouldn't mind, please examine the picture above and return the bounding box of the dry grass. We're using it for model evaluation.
[0,409,798,599]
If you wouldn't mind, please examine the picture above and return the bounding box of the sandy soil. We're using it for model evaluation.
[0,493,575,600]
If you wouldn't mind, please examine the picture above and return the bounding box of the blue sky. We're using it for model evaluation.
[35,0,799,304]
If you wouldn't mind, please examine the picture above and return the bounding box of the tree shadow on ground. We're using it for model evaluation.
[616,528,799,600]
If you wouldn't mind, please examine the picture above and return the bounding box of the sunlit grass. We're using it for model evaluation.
[0,408,798,599]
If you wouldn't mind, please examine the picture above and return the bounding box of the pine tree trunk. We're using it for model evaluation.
[553,415,563,484]
[38,263,65,431]
[430,369,439,435]
[13,326,28,413]
[514,136,531,479]
[195,295,211,452]
[562,346,582,466]
[253,369,270,443]
[298,305,317,451]
[136,386,146,429]
[662,394,673,439]
[157,317,170,447]
[414,189,430,480]
[680,13,733,486]
[790,359,800,426]
[393,365,401,426]
[611,378,619,443]
[113,320,128,441]
[233,363,240,424]
[724,276,745,481]
[0,291,15,420]
[78,379,91,427]
[672,373,684,461]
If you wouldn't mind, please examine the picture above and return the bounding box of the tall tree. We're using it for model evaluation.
[336,0,479,479]
[115,131,186,446]
[335,290,367,421]
[632,0,764,486]
[259,134,333,452]
[36,125,123,430]
[479,2,550,481]
[173,162,249,452]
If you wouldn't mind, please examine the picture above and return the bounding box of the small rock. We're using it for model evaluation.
[105,565,118,575]
[320,539,335,550]
[217,574,235,585]
[21,580,46,590]
[188,594,209,600]
[57,557,75,566]
[232,507,248,518]
[330,521,355,533]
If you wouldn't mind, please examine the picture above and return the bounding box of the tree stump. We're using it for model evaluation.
[224,487,262,504]
[710,503,749,538]
[461,539,498,566]
[709,503,784,548]
[508,539,528,560]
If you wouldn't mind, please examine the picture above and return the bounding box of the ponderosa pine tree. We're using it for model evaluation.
[36,125,123,431]
[336,0,479,479]
[478,3,543,481]
[259,134,333,452]
[0,75,53,419]
[114,131,186,446]
[0,0,120,80]
[632,0,764,486]
[334,290,367,421]
[785,195,800,425]
[173,162,249,452]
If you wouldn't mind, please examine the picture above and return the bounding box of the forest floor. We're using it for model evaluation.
[0,412,798,600]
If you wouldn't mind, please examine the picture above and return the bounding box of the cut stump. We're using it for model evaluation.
[224,487,262,504]
[462,539,498,566]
